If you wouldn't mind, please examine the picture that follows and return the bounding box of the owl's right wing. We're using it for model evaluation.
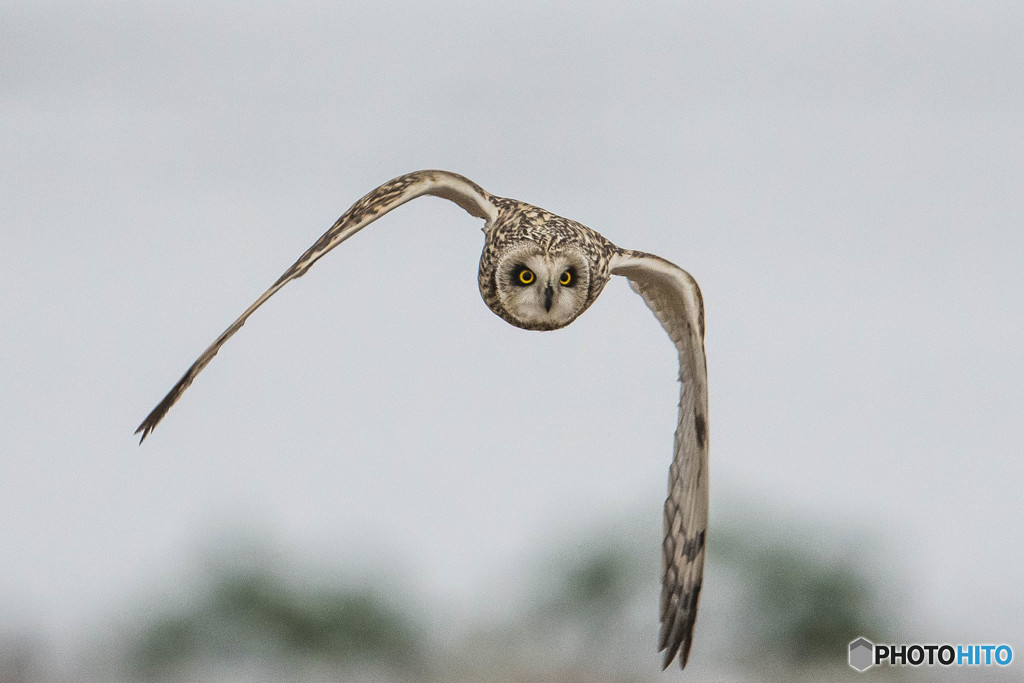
[136,170,497,442]
[610,249,708,670]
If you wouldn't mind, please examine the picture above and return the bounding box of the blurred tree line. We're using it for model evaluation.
[2,509,900,682]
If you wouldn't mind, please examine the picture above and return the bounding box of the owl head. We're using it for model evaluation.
[487,240,594,331]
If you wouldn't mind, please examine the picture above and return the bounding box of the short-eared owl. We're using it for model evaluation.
[136,171,709,669]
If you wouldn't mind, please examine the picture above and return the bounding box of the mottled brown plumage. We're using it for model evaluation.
[136,170,709,669]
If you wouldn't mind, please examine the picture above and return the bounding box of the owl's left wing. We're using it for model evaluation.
[610,249,708,670]
[135,170,497,442]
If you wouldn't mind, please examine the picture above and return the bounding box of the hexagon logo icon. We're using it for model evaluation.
[849,637,875,671]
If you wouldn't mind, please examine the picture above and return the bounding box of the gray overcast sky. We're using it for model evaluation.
[2,0,1023,668]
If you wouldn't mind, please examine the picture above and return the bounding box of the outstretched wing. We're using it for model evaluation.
[136,170,497,443]
[610,249,708,670]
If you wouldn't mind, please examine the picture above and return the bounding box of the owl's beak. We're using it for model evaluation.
[544,284,554,312]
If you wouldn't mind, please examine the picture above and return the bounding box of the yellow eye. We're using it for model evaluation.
[560,270,572,285]
[518,269,535,285]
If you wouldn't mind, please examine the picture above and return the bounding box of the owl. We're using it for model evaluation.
[136,170,709,670]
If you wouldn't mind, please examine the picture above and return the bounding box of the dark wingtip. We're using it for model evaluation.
[135,414,158,444]
[677,637,694,670]
[660,632,693,671]
[659,583,702,669]
[135,368,196,445]
[135,391,176,445]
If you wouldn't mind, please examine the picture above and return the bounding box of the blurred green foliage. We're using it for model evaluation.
[755,546,876,662]
[712,521,889,668]
[129,568,422,679]
[98,510,897,681]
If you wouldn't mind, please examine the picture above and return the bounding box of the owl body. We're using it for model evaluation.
[136,170,709,670]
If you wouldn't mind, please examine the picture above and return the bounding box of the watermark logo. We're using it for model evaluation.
[848,637,1013,671]
[848,637,874,672]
